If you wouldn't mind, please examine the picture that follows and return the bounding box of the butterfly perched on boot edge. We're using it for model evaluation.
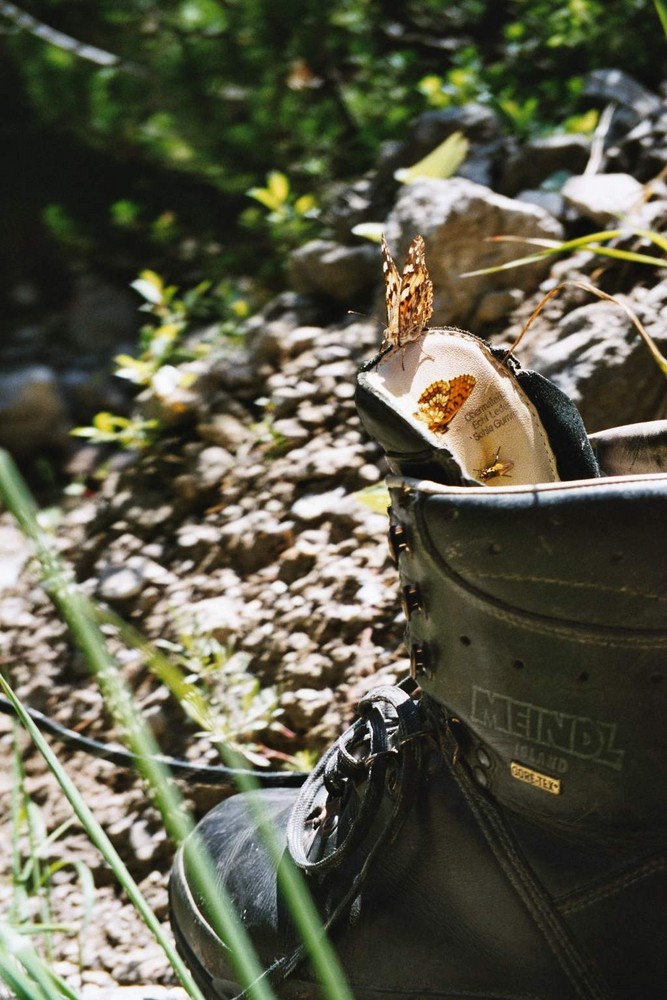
[414,375,477,434]
[381,234,434,352]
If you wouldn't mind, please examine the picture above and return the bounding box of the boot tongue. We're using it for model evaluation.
[356,328,599,485]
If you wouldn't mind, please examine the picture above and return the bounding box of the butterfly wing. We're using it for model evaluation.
[381,234,433,349]
[381,235,402,348]
[444,374,476,425]
[397,235,433,343]
[415,374,476,434]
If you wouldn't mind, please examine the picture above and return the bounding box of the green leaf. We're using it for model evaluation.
[353,483,390,514]
[267,170,290,203]
[653,0,667,36]
[246,186,281,211]
[294,193,318,216]
[394,131,469,184]
[177,0,228,33]
[350,222,384,242]
[131,271,164,305]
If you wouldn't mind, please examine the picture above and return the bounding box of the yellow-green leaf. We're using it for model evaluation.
[246,186,280,211]
[267,170,290,203]
[394,131,469,184]
[350,222,384,243]
[353,483,390,514]
[131,270,164,304]
[294,193,317,216]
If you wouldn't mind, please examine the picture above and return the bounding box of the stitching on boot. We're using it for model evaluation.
[413,505,667,649]
[556,855,667,915]
[471,569,667,604]
[448,755,614,1000]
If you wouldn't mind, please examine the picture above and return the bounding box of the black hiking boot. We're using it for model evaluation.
[169,328,667,1000]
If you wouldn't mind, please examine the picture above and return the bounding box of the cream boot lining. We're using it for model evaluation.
[367,328,560,486]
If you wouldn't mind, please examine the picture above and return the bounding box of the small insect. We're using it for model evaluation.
[381,234,433,351]
[414,375,477,434]
[475,447,515,481]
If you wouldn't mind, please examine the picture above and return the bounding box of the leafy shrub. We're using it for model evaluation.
[2,1,665,288]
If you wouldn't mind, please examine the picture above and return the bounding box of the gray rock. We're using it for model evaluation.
[376,104,505,192]
[194,445,235,487]
[516,189,566,220]
[280,686,333,730]
[384,177,563,328]
[501,134,591,196]
[0,365,70,454]
[271,418,310,444]
[289,240,378,301]
[218,510,294,573]
[98,565,145,601]
[608,103,667,179]
[290,487,358,523]
[526,297,667,432]
[408,104,506,188]
[285,325,325,357]
[562,173,644,225]
[185,594,244,642]
[0,522,32,592]
[325,177,375,239]
[582,69,660,123]
[197,412,254,449]
[67,273,140,353]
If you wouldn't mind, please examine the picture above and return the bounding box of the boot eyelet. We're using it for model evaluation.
[401,583,422,619]
[473,766,489,788]
[388,523,409,563]
[386,768,399,797]
[476,746,491,769]
[410,641,432,679]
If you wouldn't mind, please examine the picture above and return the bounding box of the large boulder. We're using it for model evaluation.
[521,280,667,432]
[383,177,563,328]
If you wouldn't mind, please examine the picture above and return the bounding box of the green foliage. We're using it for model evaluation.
[394,132,470,183]
[245,171,319,251]
[9,725,94,963]
[157,632,297,769]
[72,268,250,449]
[654,0,667,34]
[4,0,665,288]
[41,203,89,251]
[92,605,302,770]
[71,412,160,449]
[0,450,352,1000]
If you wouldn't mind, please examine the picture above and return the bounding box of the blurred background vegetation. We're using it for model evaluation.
[2,0,665,320]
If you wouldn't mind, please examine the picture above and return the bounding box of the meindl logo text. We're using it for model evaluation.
[471,686,625,771]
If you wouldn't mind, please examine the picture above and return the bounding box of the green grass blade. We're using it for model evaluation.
[570,245,667,267]
[653,0,667,35]
[0,450,353,1000]
[93,604,214,730]
[460,251,551,276]
[0,675,210,1000]
[0,921,79,1000]
[461,227,667,277]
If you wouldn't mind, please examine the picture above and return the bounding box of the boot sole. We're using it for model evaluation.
[170,848,527,1000]
[170,847,320,999]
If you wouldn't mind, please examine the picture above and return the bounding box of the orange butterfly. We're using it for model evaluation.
[381,235,433,351]
[414,375,477,434]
